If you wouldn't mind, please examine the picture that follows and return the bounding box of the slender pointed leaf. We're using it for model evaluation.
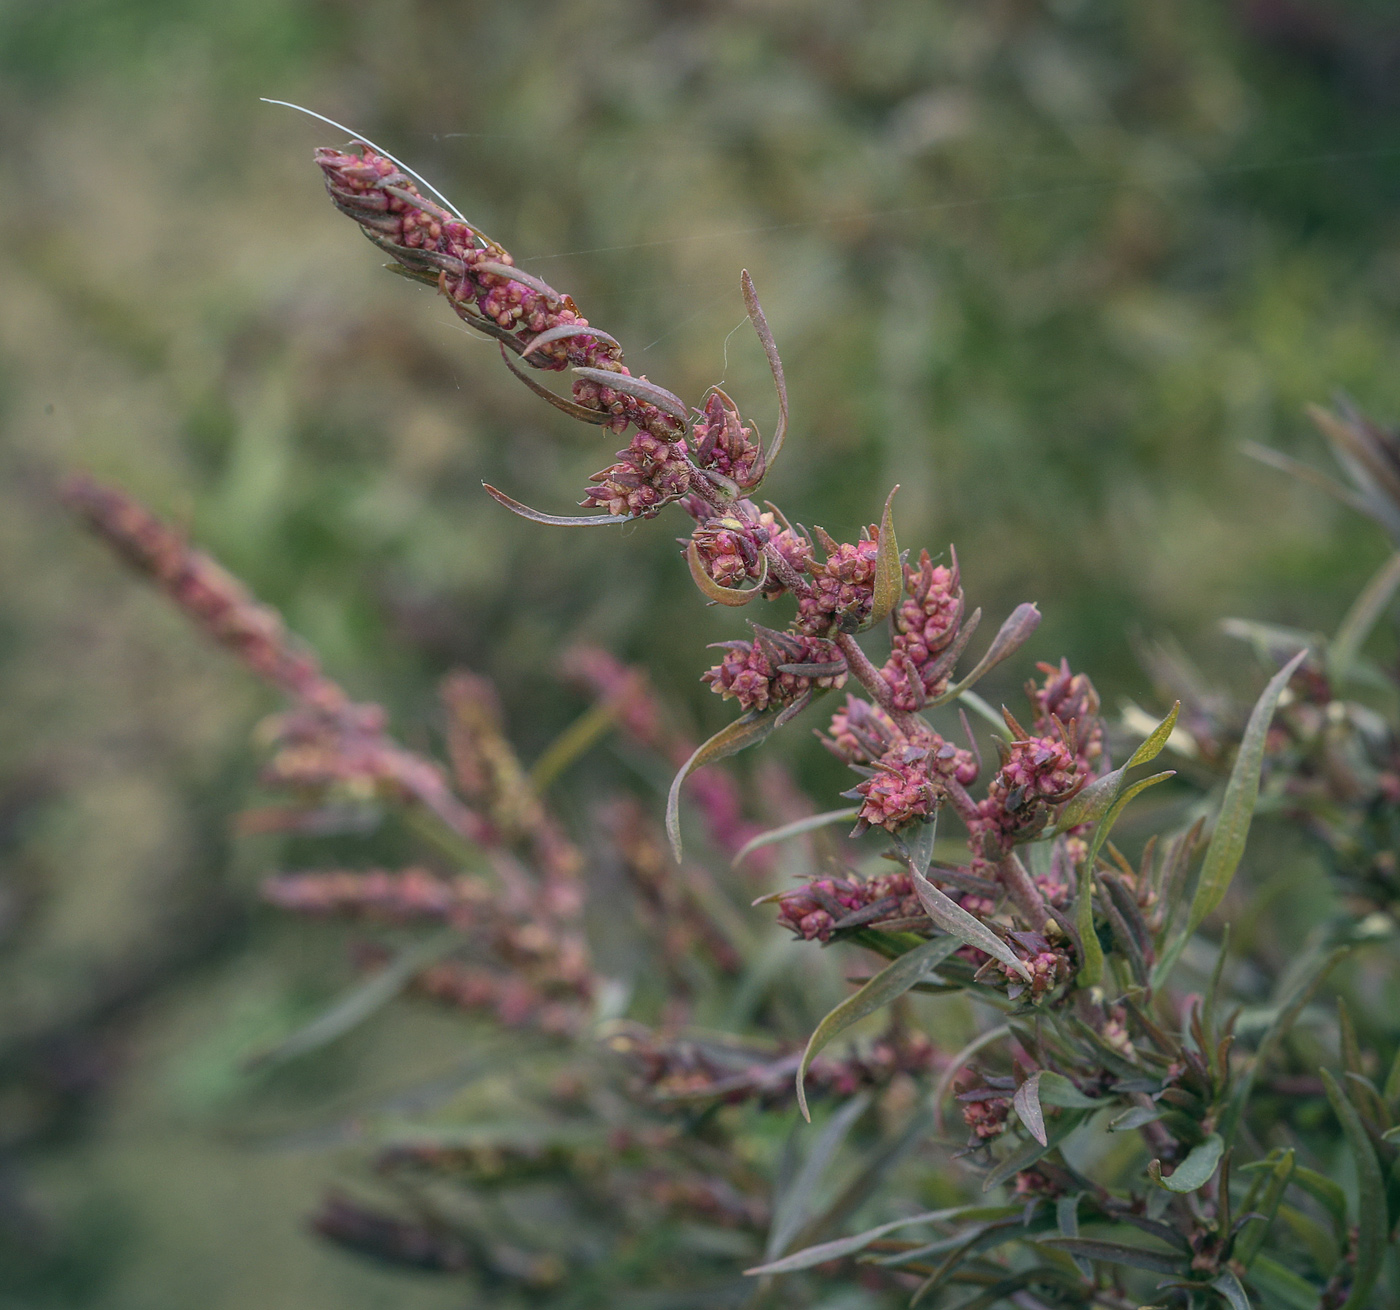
[1037,1237,1182,1275]
[766,1093,869,1259]
[1234,1149,1293,1268]
[795,936,961,1121]
[937,603,1041,701]
[744,1206,990,1276]
[909,864,1031,981]
[499,345,613,423]
[482,482,638,526]
[1330,553,1400,683]
[519,322,621,358]
[1186,650,1308,935]
[243,931,459,1070]
[740,270,788,479]
[732,808,860,865]
[571,366,688,423]
[868,486,901,627]
[667,712,778,860]
[1247,1256,1322,1310]
[1127,701,1182,769]
[982,1110,1085,1192]
[1321,1069,1384,1310]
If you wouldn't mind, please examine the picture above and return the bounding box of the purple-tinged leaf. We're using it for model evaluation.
[519,322,621,359]
[740,270,788,479]
[473,260,563,300]
[667,712,779,861]
[482,483,637,526]
[867,486,902,628]
[572,366,689,424]
[686,540,768,606]
[1012,1071,1047,1146]
[499,346,613,423]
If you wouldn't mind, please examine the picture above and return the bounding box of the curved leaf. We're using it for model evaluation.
[473,260,563,300]
[1013,1071,1047,1146]
[1329,552,1400,683]
[731,808,860,865]
[982,1110,1085,1192]
[868,486,901,627]
[1037,1072,1104,1109]
[1156,1133,1224,1194]
[499,345,613,423]
[1055,766,1124,834]
[243,930,458,1070]
[936,603,1041,703]
[482,482,638,526]
[1246,1257,1321,1310]
[520,322,621,359]
[909,863,1031,981]
[1186,649,1308,935]
[767,1092,869,1257]
[744,1205,988,1276]
[572,366,689,424]
[795,936,961,1121]
[1321,1069,1384,1310]
[686,539,768,605]
[1038,1237,1182,1276]
[1211,1270,1253,1310]
[666,712,779,861]
[740,270,788,479]
[1126,700,1181,769]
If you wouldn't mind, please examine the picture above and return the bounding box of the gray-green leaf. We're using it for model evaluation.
[1156,1133,1224,1194]
[795,936,961,1121]
[1186,650,1308,935]
[667,711,779,860]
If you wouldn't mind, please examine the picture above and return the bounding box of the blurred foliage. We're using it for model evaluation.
[2,0,1400,1305]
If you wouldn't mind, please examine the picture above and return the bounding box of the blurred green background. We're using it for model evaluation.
[1,0,1398,1304]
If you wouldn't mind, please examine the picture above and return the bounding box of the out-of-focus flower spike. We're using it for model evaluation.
[499,346,614,424]
[481,482,644,526]
[740,270,788,483]
[571,367,689,426]
[687,539,768,605]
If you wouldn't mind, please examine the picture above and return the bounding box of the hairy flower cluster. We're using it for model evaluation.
[316,146,682,445]
[883,549,965,709]
[702,629,845,714]
[795,527,880,635]
[1029,659,1104,774]
[581,431,691,518]
[775,868,926,941]
[690,390,762,486]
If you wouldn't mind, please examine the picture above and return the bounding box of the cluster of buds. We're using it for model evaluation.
[702,628,846,715]
[883,549,966,709]
[774,868,928,942]
[967,721,1087,857]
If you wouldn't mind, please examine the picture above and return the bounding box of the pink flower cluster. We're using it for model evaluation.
[690,390,762,487]
[702,628,846,714]
[883,550,965,709]
[775,869,926,942]
[795,527,881,635]
[969,731,1086,856]
[316,146,682,443]
[1028,658,1104,774]
[581,431,692,518]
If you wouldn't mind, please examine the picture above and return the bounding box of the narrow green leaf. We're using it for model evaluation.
[1037,1072,1105,1109]
[1382,1044,1400,1109]
[909,864,1031,981]
[731,807,860,865]
[939,603,1041,701]
[766,1092,869,1259]
[744,1205,983,1276]
[1290,1165,1348,1234]
[1074,858,1104,988]
[795,936,961,1121]
[1127,700,1182,769]
[1109,1105,1164,1133]
[1246,1256,1321,1310]
[667,711,778,860]
[1212,1269,1253,1310]
[1037,1236,1182,1275]
[243,930,458,1070]
[1186,650,1309,935]
[1329,552,1400,683]
[868,485,901,627]
[1013,1071,1047,1146]
[1321,1069,1384,1310]
[1083,771,1177,883]
[1156,1133,1224,1194]
[1233,1148,1293,1268]
[982,1111,1085,1192]
[686,539,768,605]
[1054,766,1124,834]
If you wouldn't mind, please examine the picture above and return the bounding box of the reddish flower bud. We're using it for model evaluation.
[690,390,762,486]
[702,631,844,713]
[582,431,692,518]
